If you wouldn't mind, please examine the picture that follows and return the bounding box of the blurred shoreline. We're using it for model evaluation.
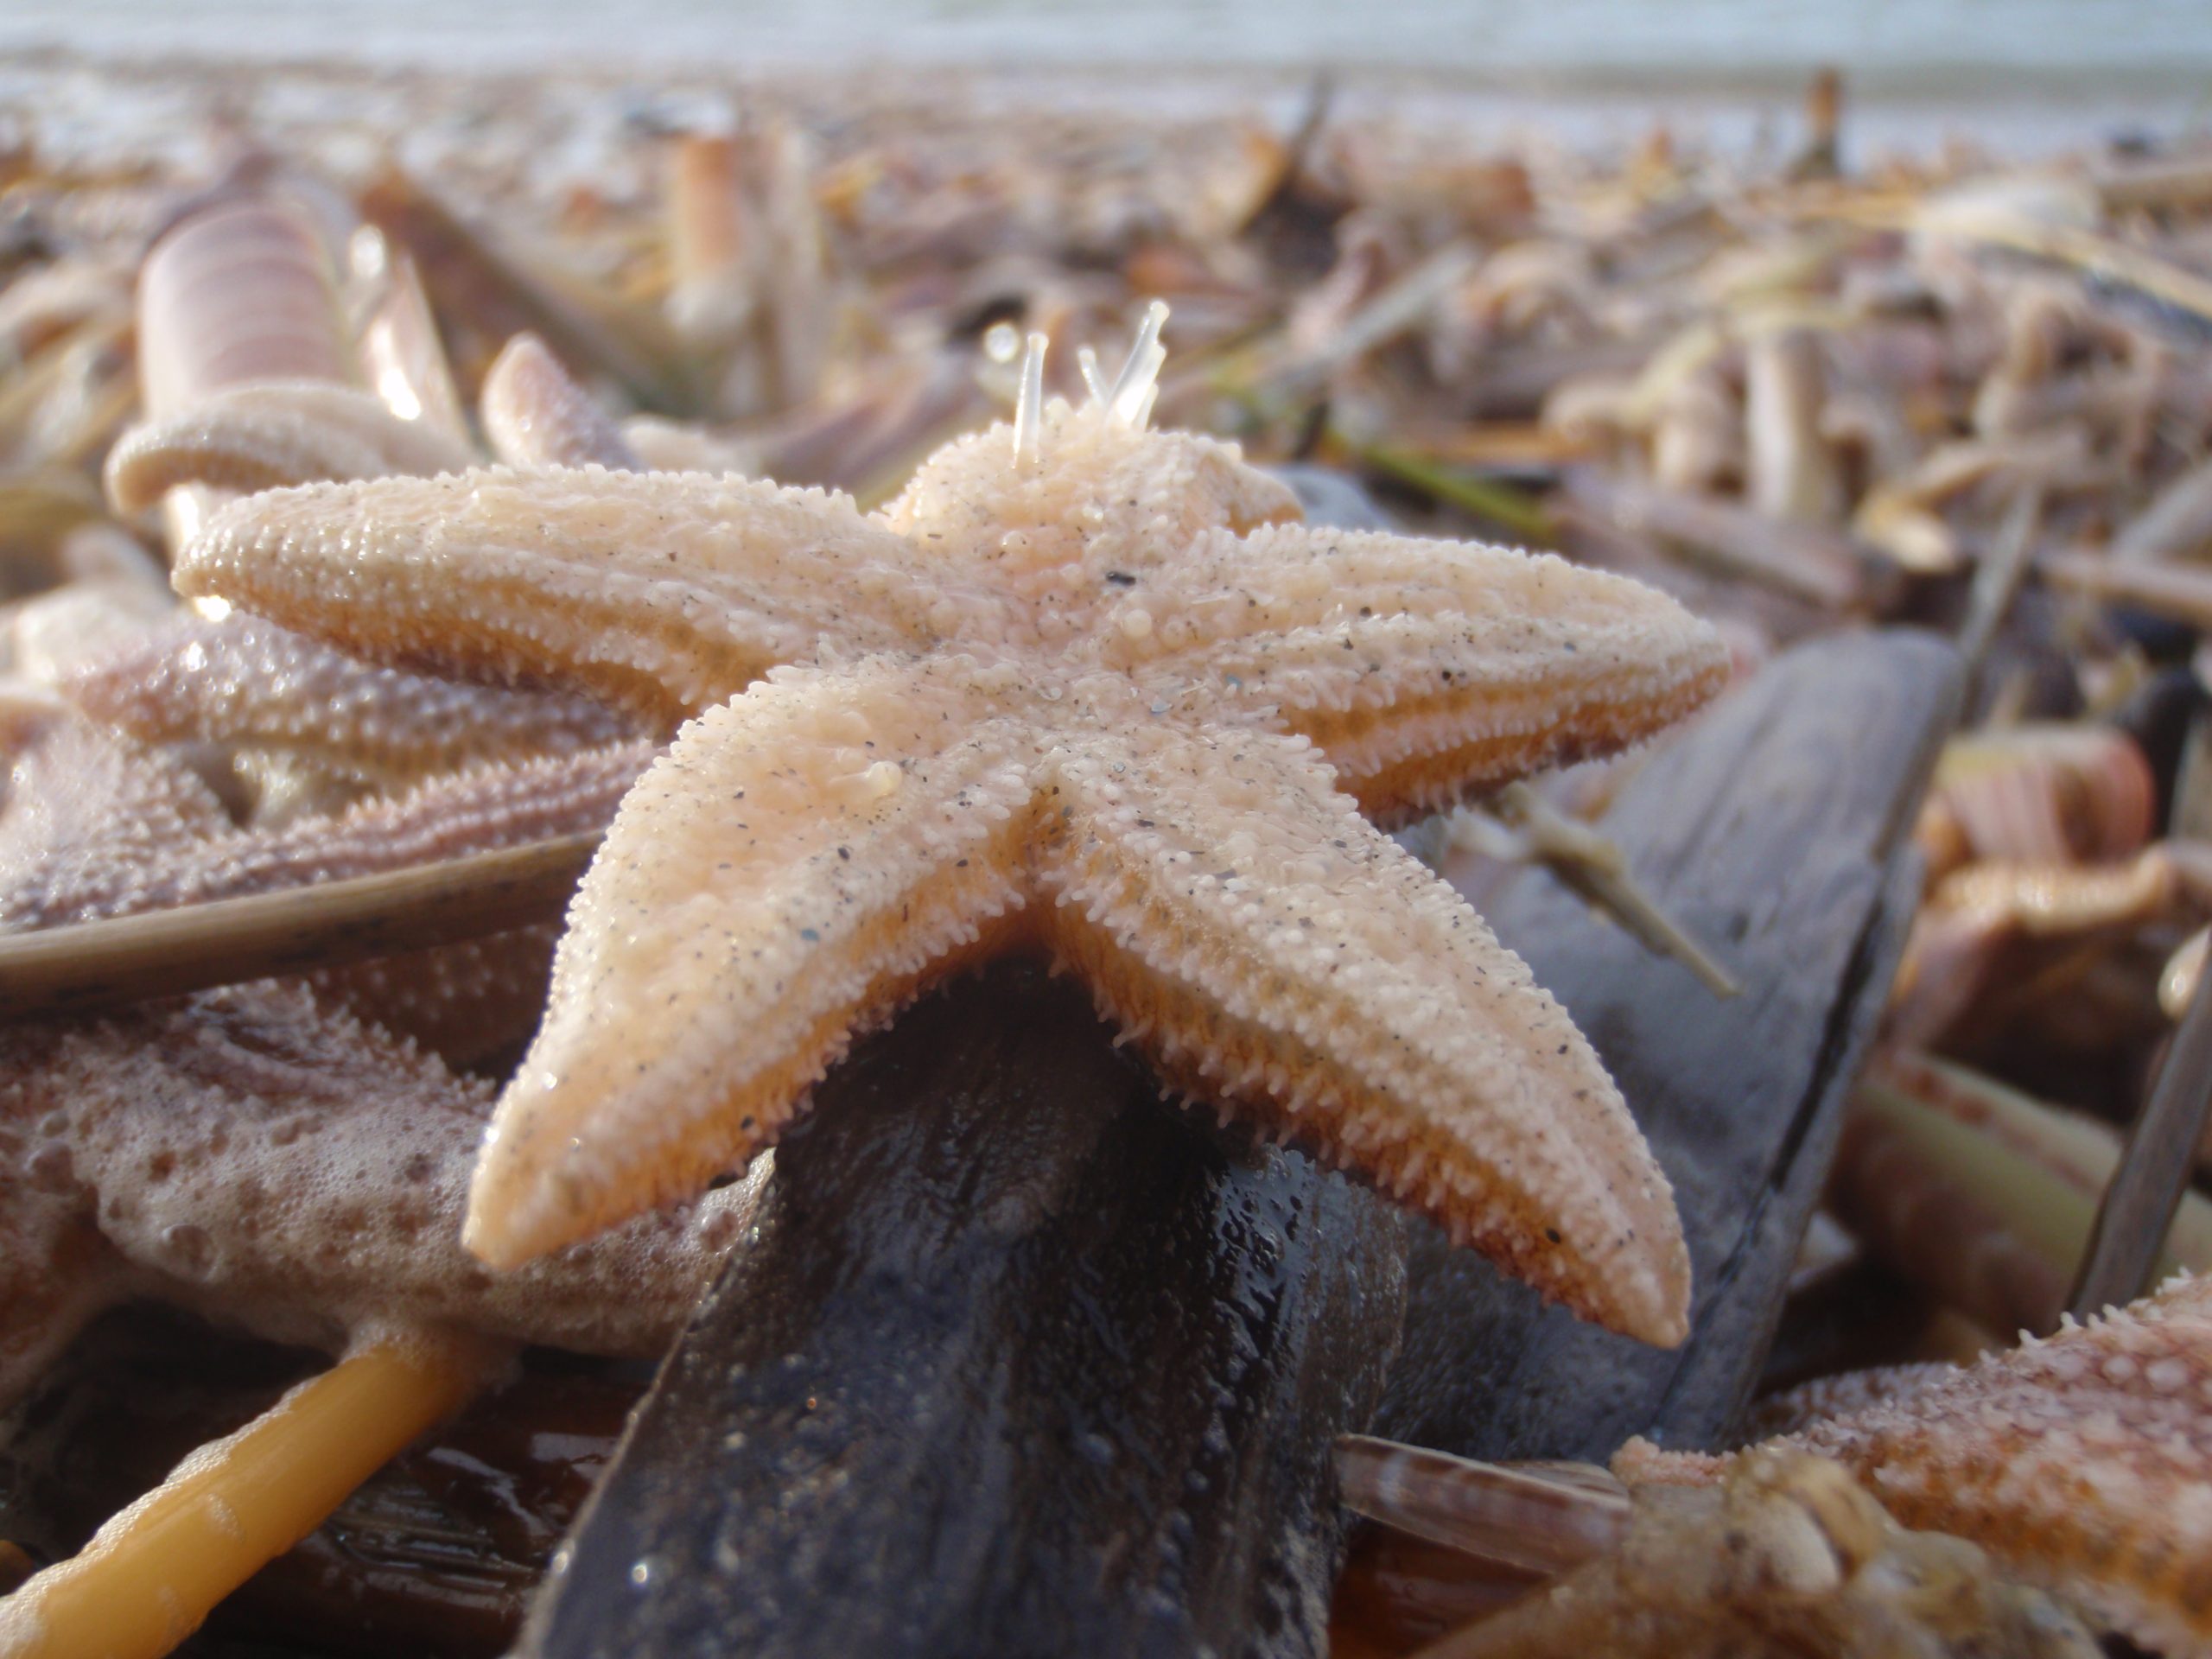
[3,40,2206,172]
[3,0,2208,91]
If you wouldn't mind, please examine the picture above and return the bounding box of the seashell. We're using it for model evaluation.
[1649,363,1739,496]
[480,332,640,472]
[2162,923,2209,1020]
[125,196,356,551]
[350,232,471,443]
[137,199,347,420]
[359,164,697,416]
[0,257,131,366]
[1624,1272,2212,1656]
[1850,430,2089,575]
[664,130,755,342]
[2114,451,2212,565]
[1335,1436,1630,1579]
[1834,1051,2212,1338]
[1928,842,2183,935]
[1916,722,2158,876]
[1744,327,1843,527]
[1414,1447,2097,1658]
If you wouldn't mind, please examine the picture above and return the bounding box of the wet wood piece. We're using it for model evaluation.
[1376,629,1961,1461]
[519,961,1408,1659]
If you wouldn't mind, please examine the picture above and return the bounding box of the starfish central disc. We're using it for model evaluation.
[174,353,1728,1346]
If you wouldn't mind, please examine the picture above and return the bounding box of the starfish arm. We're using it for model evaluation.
[0,1179,130,1410]
[103,382,478,515]
[1037,709,1689,1345]
[0,702,238,930]
[174,466,985,721]
[1100,524,1731,824]
[7,985,739,1360]
[190,741,654,1063]
[0,706,650,1065]
[167,742,652,906]
[464,654,1039,1268]
[62,614,639,796]
[1623,1274,2212,1656]
[0,704,647,928]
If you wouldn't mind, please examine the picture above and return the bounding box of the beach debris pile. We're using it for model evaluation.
[3,47,2212,1658]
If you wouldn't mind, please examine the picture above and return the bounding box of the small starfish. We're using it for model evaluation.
[1413,1448,2096,1659]
[59,610,636,823]
[175,318,1727,1344]
[0,699,650,1063]
[0,710,710,1408]
[1619,1272,2212,1656]
[0,979,745,1412]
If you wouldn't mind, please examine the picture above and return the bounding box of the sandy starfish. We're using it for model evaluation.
[0,705,709,1408]
[0,979,747,1412]
[1409,1448,2096,1659]
[173,319,1728,1344]
[0,698,649,1063]
[59,610,637,823]
[1619,1271,2212,1656]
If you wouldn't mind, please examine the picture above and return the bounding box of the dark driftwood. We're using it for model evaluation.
[520,962,1407,1659]
[1375,629,1962,1460]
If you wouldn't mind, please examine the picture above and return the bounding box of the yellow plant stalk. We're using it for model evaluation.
[0,1328,499,1659]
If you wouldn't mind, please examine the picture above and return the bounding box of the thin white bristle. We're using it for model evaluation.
[1110,340,1166,428]
[1013,330,1048,463]
[1077,344,1108,405]
[1131,383,1160,431]
[1105,300,1170,425]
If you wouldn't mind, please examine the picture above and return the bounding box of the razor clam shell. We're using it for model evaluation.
[137,198,348,418]
[1335,1437,1629,1577]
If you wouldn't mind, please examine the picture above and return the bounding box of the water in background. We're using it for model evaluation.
[2,0,2207,87]
[4,0,2211,156]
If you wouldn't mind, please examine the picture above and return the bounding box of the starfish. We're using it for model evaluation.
[58,610,637,823]
[1618,1271,2212,1656]
[1407,1448,2097,1659]
[0,522,177,689]
[173,319,1728,1344]
[0,697,650,1063]
[0,704,707,1407]
[0,979,747,1412]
